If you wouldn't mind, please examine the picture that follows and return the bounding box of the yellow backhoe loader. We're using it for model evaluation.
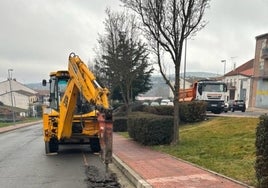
[42,52,113,164]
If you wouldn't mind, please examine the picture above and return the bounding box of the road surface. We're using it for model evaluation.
[0,123,122,188]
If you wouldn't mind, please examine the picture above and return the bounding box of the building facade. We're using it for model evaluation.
[250,33,268,108]
[223,59,253,108]
[0,79,37,110]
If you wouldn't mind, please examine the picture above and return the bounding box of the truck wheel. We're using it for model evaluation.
[213,110,221,114]
[90,138,101,153]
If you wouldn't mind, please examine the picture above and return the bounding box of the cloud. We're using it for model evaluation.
[185,0,268,74]
[0,0,267,83]
[0,0,120,83]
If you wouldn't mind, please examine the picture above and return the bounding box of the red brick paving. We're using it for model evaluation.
[113,133,250,188]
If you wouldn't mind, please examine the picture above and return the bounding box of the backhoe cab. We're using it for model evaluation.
[42,53,113,164]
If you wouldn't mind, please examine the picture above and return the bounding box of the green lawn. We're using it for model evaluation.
[0,117,41,128]
[152,117,258,186]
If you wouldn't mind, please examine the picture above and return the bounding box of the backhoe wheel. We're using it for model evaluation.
[90,138,101,153]
[45,138,59,154]
[45,142,50,154]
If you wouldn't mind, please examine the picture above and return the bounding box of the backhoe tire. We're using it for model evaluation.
[90,138,101,153]
[45,142,50,154]
[45,138,59,154]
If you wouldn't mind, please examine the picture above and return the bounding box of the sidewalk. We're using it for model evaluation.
[246,107,268,113]
[112,133,252,188]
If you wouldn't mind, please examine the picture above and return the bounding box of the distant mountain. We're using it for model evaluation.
[152,72,220,80]
[27,83,48,91]
[144,72,221,98]
[27,72,220,96]
[180,72,221,78]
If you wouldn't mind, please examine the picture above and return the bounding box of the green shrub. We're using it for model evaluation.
[255,114,268,188]
[179,101,206,122]
[113,117,128,132]
[143,105,173,116]
[128,112,173,145]
[141,102,206,123]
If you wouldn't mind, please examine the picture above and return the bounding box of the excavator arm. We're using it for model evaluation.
[68,52,110,109]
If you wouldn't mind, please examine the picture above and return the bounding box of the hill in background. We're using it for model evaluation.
[27,72,220,99]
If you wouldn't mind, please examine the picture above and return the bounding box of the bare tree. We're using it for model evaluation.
[121,0,210,144]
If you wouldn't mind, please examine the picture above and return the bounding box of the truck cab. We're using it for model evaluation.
[196,80,227,114]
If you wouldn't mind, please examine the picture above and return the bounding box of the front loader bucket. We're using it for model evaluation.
[98,113,113,164]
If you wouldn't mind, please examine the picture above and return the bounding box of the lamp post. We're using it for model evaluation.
[183,38,187,101]
[221,60,226,75]
[8,69,15,123]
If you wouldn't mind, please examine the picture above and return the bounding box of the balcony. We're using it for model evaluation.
[226,83,236,90]
[261,47,268,60]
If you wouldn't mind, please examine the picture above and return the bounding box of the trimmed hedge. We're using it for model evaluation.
[141,101,206,123]
[128,112,173,145]
[143,105,174,116]
[112,101,206,146]
[255,114,268,188]
[179,101,207,122]
[113,117,128,132]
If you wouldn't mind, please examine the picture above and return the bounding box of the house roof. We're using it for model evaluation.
[35,89,49,96]
[224,59,254,77]
[15,90,36,97]
[256,33,268,40]
[0,79,37,95]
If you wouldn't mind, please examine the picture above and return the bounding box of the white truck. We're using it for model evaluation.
[179,80,228,114]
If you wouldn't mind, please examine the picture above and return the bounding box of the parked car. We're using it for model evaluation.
[142,102,149,106]
[229,100,246,112]
[166,101,174,106]
[160,99,170,105]
[150,101,160,106]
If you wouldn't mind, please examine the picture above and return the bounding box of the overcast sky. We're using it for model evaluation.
[0,0,268,84]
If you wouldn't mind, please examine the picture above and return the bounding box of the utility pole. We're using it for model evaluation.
[8,69,15,123]
[183,38,187,101]
[221,60,226,75]
[231,56,237,70]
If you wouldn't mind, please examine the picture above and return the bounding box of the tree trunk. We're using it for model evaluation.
[171,65,180,145]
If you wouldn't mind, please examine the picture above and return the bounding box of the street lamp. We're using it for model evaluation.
[221,60,226,75]
[183,37,187,101]
[8,69,15,123]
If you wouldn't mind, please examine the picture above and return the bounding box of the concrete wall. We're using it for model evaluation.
[255,79,268,107]
[251,34,268,108]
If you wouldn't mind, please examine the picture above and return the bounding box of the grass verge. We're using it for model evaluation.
[119,116,258,186]
[0,117,42,128]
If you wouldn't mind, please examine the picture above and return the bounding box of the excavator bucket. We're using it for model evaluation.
[98,112,113,164]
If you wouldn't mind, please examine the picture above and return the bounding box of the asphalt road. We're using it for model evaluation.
[0,123,115,188]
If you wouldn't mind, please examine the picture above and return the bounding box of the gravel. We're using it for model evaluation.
[85,165,121,188]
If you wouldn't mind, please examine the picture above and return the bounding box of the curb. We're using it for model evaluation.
[0,120,42,134]
[112,154,152,188]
